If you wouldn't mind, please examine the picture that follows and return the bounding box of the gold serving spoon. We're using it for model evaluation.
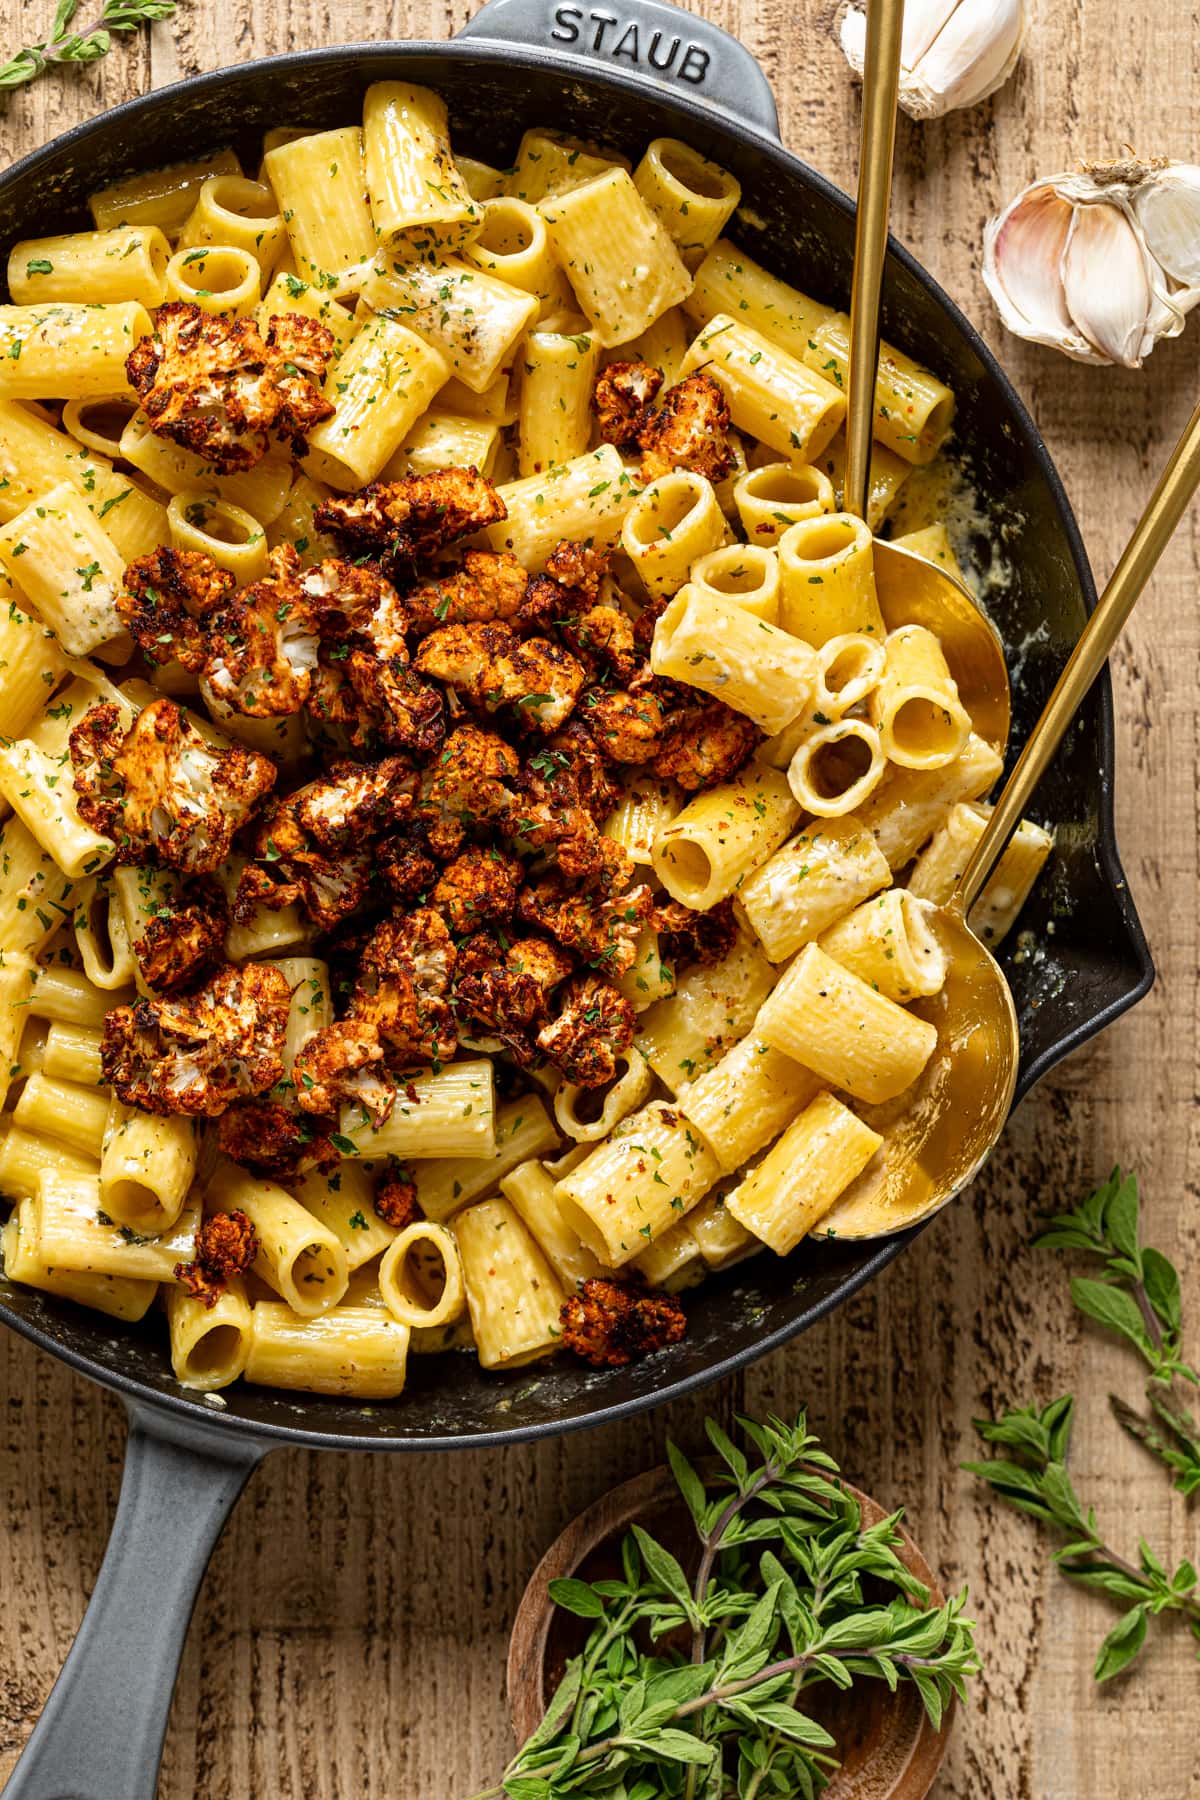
[821,393,1200,1237]
[842,0,1010,751]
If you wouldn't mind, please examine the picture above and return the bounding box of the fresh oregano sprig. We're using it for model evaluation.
[1033,1167,1200,1494]
[467,1411,980,1799]
[0,0,177,92]
[964,1395,1200,1681]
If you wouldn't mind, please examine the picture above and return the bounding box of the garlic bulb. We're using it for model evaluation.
[982,159,1200,367]
[839,0,1026,121]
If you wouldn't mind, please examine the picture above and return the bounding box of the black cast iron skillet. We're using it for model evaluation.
[0,3,1153,1793]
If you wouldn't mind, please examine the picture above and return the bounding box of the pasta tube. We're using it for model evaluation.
[649,585,815,734]
[460,197,576,318]
[256,270,356,355]
[738,819,892,963]
[8,227,170,308]
[542,169,692,347]
[0,1128,98,1198]
[99,1101,199,1231]
[486,445,635,572]
[293,1162,394,1272]
[733,462,834,545]
[651,765,800,911]
[166,1276,253,1391]
[119,410,293,523]
[869,625,972,769]
[499,1159,608,1290]
[678,1034,821,1175]
[163,246,261,318]
[686,1187,760,1271]
[207,1159,348,1317]
[632,139,741,269]
[0,481,129,657]
[778,513,885,645]
[338,1059,497,1162]
[856,731,1004,869]
[177,176,285,276]
[907,802,1053,947]
[632,1219,705,1291]
[689,544,780,622]
[383,409,500,481]
[755,942,938,1104]
[603,774,682,866]
[31,1171,200,1281]
[14,1073,109,1158]
[304,316,449,490]
[26,963,119,1029]
[0,600,68,739]
[2,1203,156,1322]
[378,1221,466,1330]
[455,1198,566,1368]
[264,127,377,290]
[819,888,948,1002]
[42,1021,104,1087]
[410,1093,558,1223]
[555,1101,721,1267]
[553,1052,655,1145]
[362,255,536,394]
[0,822,75,957]
[786,718,888,819]
[363,81,482,251]
[516,328,601,475]
[725,1093,883,1254]
[246,1303,411,1399]
[679,315,845,462]
[0,739,114,880]
[621,474,729,600]
[0,302,152,400]
[505,130,629,204]
[636,930,776,1090]
[167,493,268,583]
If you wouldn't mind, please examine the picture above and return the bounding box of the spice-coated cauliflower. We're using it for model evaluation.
[453,931,572,1062]
[559,1277,687,1367]
[347,907,458,1067]
[201,545,321,718]
[516,874,653,975]
[216,1097,338,1178]
[314,467,505,564]
[593,360,664,447]
[414,621,585,735]
[403,550,529,636]
[70,697,276,875]
[536,973,636,1087]
[431,846,522,936]
[638,371,734,484]
[293,1019,396,1126]
[132,878,229,995]
[417,725,521,858]
[126,303,335,471]
[102,962,290,1116]
[652,697,760,791]
[117,545,233,672]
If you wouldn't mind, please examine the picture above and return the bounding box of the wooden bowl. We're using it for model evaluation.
[508,1465,952,1800]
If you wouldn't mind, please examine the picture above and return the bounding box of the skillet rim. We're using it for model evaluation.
[0,38,1154,1452]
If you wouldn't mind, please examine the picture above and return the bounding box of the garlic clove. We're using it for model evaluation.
[1060,202,1151,368]
[1133,163,1200,286]
[981,181,1097,355]
[839,0,1026,120]
[910,0,1026,118]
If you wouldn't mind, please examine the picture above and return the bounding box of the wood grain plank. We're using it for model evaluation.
[1,1,1198,1794]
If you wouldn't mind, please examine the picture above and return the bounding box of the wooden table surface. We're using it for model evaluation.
[2,3,1198,1795]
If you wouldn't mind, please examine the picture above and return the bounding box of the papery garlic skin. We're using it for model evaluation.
[983,160,1200,368]
[840,0,1026,121]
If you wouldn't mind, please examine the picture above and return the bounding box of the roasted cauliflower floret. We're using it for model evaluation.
[654,896,739,972]
[652,697,760,791]
[70,698,276,875]
[236,755,417,930]
[593,360,664,447]
[541,723,623,823]
[639,371,734,484]
[417,724,520,858]
[377,828,439,903]
[559,1277,687,1367]
[102,962,290,1116]
[299,557,445,754]
[502,749,605,875]
[431,846,522,936]
[293,1019,395,1125]
[404,550,529,636]
[516,874,653,975]
[582,685,666,764]
[536,974,636,1087]
[374,1167,422,1229]
[264,312,339,446]
[543,538,613,602]
[314,467,506,564]
[453,931,572,1062]
[347,907,458,1067]
[557,604,639,684]
[216,1097,338,1177]
[125,302,334,472]
[118,545,234,672]
[201,545,321,718]
[414,621,585,735]
[174,1207,260,1307]
[133,879,228,995]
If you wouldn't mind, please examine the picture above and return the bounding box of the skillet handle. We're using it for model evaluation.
[457,0,781,138]
[4,1399,266,1800]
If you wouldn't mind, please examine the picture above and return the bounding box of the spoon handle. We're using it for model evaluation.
[960,397,1200,911]
[844,0,906,522]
